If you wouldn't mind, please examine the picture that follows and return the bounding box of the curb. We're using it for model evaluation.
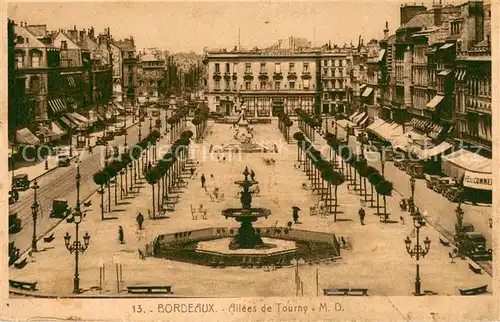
[27,119,140,184]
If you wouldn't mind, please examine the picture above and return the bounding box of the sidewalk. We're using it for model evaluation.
[10,116,137,184]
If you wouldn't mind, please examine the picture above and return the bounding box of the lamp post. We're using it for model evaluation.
[31,179,40,252]
[149,116,153,134]
[64,209,91,294]
[44,154,49,170]
[404,215,431,296]
[75,161,81,212]
[379,147,385,176]
[165,110,168,134]
[69,126,73,157]
[138,122,142,142]
[409,175,416,214]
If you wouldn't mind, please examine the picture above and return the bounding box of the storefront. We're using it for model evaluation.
[441,149,492,203]
[368,121,403,145]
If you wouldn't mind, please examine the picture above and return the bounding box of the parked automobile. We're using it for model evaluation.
[462,232,492,261]
[433,177,457,194]
[57,154,71,167]
[115,126,127,136]
[50,198,71,218]
[11,174,30,191]
[425,174,441,190]
[208,112,223,120]
[9,190,19,204]
[9,212,21,234]
[444,186,462,202]
[105,130,115,140]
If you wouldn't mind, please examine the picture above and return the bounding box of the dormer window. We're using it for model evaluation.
[30,52,41,68]
[61,40,68,49]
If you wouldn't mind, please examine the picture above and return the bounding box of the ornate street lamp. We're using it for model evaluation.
[138,122,142,142]
[164,111,168,135]
[64,210,90,294]
[149,116,153,134]
[31,179,40,252]
[45,154,49,170]
[69,126,73,157]
[75,161,81,212]
[409,175,416,214]
[404,215,431,296]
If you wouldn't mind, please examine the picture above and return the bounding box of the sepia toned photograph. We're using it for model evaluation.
[2,0,497,320]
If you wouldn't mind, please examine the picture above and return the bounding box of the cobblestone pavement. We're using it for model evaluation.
[9,120,491,297]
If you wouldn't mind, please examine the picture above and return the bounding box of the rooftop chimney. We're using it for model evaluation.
[433,0,443,26]
[383,21,389,40]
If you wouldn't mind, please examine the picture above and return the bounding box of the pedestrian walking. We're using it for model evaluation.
[292,206,300,224]
[201,174,206,188]
[250,170,255,181]
[358,207,366,225]
[88,145,93,154]
[190,167,195,179]
[136,213,144,230]
[118,226,124,244]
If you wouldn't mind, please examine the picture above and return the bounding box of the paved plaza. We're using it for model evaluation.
[9,120,491,297]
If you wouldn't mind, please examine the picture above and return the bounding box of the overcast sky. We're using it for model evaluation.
[8,1,461,53]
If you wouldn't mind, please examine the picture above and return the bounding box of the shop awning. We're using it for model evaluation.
[357,115,369,127]
[37,126,60,142]
[69,112,90,125]
[440,43,454,50]
[442,149,492,190]
[408,141,453,160]
[367,118,386,131]
[336,119,356,129]
[359,84,367,90]
[353,112,367,124]
[391,134,410,152]
[16,128,40,146]
[362,87,374,97]
[426,95,444,110]
[349,111,361,122]
[438,69,452,76]
[48,99,67,114]
[58,116,77,130]
[370,122,403,142]
[51,121,67,136]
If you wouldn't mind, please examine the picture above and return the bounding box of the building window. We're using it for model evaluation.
[225,63,230,73]
[275,63,281,73]
[245,81,251,90]
[303,63,309,73]
[303,79,310,89]
[260,82,266,90]
[260,63,266,73]
[245,63,251,73]
[275,81,280,90]
[215,63,220,73]
[339,69,343,77]
[289,81,295,89]
[256,97,270,117]
[31,53,41,68]
[225,80,230,89]
[29,76,40,93]
[15,53,24,68]
[289,63,295,72]
[215,80,220,90]
[233,81,237,89]
[339,60,343,67]
[233,64,238,73]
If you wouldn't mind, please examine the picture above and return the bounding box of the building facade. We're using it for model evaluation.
[114,37,138,106]
[205,50,319,117]
[137,48,164,104]
[320,50,353,115]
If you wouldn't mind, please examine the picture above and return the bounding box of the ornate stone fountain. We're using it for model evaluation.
[221,167,272,249]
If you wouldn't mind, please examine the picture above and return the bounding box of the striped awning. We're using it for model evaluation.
[362,87,373,97]
[48,99,67,114]
[16,128,40,146]
[367,118,385,131]
[58,116,77,130]
[51,122,67,136]
[426,95,444,110]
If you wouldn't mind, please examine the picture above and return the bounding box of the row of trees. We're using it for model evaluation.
[276,111,293,143]
[324,132,394,220]
[294,108,322,142]
[294,132,345,221]
[145,130,194,218]
[191,104,210,141]
[167,107,189,143]
[93,130,162,220]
